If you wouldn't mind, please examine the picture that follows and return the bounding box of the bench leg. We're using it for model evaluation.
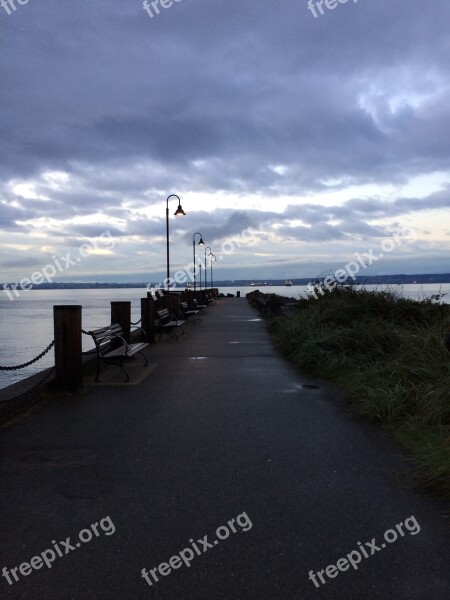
[118,363,130,382]
[96,361,130,383]
[95,357,108,382]
[172,328,185,341]
[137,351,148,367]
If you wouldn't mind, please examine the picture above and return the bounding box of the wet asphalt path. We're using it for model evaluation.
[0,298,448,599]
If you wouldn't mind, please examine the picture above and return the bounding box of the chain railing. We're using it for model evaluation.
[0,340,55,371]
[0,341,56,405]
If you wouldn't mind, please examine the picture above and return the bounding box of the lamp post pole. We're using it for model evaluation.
[165,194,186,290]
[210,253,216,290]
[204,246,212,291]
[192,232,205,292]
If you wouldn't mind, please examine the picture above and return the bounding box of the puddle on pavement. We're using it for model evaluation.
[281,384,320,393]
[228,341,268,345]
[281,384,303,394]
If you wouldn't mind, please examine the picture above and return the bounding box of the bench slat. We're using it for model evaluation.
[103,342,148,359]
[91,323,123,341]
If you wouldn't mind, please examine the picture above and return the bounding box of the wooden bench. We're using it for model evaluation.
[192,298,207,310]
[89,323,149,382]
[156,309,185,340]
[180,301,199,322]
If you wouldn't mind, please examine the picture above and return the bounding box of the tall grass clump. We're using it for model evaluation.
[258,286,450,502]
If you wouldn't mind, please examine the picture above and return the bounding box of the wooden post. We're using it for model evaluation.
[171,294,181,318]
[53,305,82,392]
[141,297,155,343]
[111,301,131,343]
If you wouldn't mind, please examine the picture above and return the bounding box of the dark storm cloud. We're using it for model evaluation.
[0,200,37,230]
[393,189,450,213]
[182,211,253,244]
[1,0,449,183]
[1,0,450,278]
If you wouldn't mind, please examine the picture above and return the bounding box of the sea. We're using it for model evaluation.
[1,283,449,391]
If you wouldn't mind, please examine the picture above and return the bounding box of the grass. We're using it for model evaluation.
[249,286,450,503]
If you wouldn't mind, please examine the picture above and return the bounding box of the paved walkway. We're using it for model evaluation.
[0,298,448,599]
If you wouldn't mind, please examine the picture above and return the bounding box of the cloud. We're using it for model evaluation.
[0,201,36,231]
[0,0,449,281]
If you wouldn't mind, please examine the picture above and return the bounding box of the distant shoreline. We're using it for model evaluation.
[1,273,450,290]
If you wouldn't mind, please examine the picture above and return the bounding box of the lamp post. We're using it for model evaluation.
[192,232,205,292]
[210,252,216,291]
[204,246,212,291]
[166,194,186,290]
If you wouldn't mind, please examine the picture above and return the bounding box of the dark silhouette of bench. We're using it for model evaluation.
[181,301,199,322]
[89,323,149,382]
[156,309,185,340]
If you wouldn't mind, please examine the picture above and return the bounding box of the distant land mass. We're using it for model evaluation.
[2,273,450,289]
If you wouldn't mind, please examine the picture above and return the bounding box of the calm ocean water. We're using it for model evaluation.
[1,284,449,391]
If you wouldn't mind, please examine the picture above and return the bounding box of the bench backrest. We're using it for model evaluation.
[156,309,171,323]
[90,323,124,353]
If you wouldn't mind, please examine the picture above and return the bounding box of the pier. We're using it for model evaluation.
[0,296,449,599]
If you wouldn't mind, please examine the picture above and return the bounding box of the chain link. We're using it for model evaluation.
[0,340,55,371]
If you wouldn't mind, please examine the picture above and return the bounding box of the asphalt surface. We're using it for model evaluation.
[0,298,448,600]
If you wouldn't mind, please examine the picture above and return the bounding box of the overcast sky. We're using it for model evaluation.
[1,0,449,283]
